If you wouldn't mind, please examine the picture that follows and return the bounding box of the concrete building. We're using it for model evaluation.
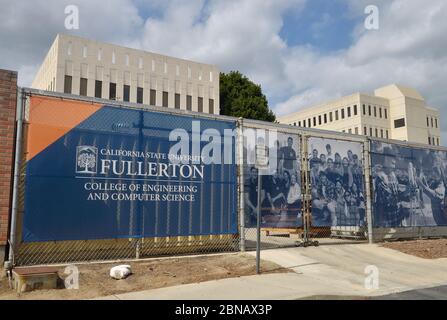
[278,84,441,146]
[32,34,219,114]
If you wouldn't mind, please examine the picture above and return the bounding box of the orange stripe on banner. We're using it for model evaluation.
[26,96,103,161]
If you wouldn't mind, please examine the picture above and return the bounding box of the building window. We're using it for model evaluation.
[313,117,317,127]
[209,99,214,114]
[341,109,345,119]
[363,104,366,115]
[431,117,434,128]
[298,121,301,127]
[375,128,378,137]
[318,115,322,125]
[186,95,192,111]
[347,107,351,117]
[109,83,116,100]
[324,114,327,124]
[329,112,333,122]
[123,85,130,102]
[381,129,384,138]
[64,75,72,94]
[354,105,357,116]
[364,127,367,136]
[95,80,102,98]
[335,110,339,121]
[174,93,181,109]
[368,105,372,116]
[427,117,430,127]
[150,89,156,106]
[394,118,406,128]
[80,78,88,96]
[384,109,388,119]
[374,106,377,117]
[162,91,168,107]
[370,127,373,137]
[386,130,389,139]
[198,97,203,112]
[379,108,382,118]
[308,119,311,127]
[437,137,440,146]
[137,87,143,104]
[435,118,438,128]
[355,127,358,135]
[428,137,431,145]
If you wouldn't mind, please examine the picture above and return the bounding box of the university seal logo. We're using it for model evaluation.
[76,146,98,174]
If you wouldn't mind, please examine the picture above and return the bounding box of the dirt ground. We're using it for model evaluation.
[382,238,447,259]
[0,253,288,300]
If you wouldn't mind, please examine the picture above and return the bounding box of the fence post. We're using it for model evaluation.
[364,139,374,244]
[8,88,24,265]
[301,135,310,243]
[237,118,245,252]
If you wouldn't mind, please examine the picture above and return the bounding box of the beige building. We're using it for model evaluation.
[278,84,441,146]
[32,34,219,114]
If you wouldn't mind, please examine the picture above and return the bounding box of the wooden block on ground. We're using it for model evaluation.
[13,267,59,293]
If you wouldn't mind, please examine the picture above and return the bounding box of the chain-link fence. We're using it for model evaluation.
[9,89,447,266]
[12,91,241,266]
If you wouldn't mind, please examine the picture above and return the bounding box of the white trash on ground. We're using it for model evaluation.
[109,265,132,280]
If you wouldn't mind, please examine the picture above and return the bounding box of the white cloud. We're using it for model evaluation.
[0,0,143,77]
[138,0,305,97]
[273,0,447,146]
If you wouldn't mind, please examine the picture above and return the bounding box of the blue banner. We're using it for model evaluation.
[371,141,447,227]
[23,102,237,242]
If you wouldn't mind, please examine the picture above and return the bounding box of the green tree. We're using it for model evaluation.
[219,71,276,122]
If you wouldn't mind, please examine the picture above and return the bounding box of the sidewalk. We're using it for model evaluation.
[95,244,447,300]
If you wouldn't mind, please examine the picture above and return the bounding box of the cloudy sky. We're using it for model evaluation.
[1,0,446,144]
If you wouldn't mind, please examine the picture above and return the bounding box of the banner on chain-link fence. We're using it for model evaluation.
[308,137,366,227]
[22,96,238,242]
[242,128,302,229]
[371,140,447,228]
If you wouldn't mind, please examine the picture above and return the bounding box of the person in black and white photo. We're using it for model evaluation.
[244,132,302,228]
[309,138,365,227]
[371,141,447,227]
